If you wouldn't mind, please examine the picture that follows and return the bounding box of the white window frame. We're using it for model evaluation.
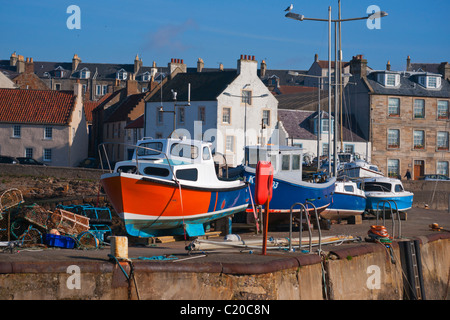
[13,125,21,138]
[222,107,231,124]
[43,148,52,162]
[44,126,52,140]
[225,136,235,152]
[388,97,400,116]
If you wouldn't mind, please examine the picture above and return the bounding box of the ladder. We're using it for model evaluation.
[409,241,422,300]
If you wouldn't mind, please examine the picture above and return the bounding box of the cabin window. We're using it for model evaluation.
[176,168,198,181]
[143,166,169,177]
[282,155,290,171]
[202,146,211,160]
[394,184,404,192]
[118,165,137,174]
[171,143,198,159]
[364,182,391,192]
[137,142,163,156]
[292,154,300,170]
[344,185,354,193]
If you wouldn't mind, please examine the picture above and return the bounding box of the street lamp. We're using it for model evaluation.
[285,5,388,176]
[159,83,191,135]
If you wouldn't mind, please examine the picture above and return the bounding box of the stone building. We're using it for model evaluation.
[345,55,450,179]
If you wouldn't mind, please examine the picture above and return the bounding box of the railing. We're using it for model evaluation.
[289,201,322,254]
[376,199,402,239]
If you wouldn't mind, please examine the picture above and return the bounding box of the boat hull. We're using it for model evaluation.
[321,191,367,219]
[244,170,335,214]
[365,193,413,212]
[100,172,249,237]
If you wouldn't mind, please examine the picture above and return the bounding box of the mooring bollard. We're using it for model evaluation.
[110,236,128,260]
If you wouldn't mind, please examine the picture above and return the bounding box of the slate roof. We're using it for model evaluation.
[365,70,450,98]
[275,89,334,111]
[146,71,239,102]
[0,88,76,125]
[278,109,366,142]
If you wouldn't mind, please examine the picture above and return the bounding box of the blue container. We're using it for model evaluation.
[45,234,76,249]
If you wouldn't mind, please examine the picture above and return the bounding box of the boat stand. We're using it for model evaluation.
[376,200,402,239]
[289,202,322,254]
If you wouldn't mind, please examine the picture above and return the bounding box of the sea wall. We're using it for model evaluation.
[0,234,448,300]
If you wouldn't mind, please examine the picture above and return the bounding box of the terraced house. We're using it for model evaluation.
[0,82,88,167]
[345,55,450,179]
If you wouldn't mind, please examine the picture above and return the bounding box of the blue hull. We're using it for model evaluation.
[244,171,335,213]
[328,192,366,213]
[365,194,413,212]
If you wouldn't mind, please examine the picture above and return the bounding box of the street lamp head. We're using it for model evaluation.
[223,92,231,97]
[285,11,304,21]
[159,106,163,112]
[368,11,388,19]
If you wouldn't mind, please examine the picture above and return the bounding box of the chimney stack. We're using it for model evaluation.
[386,60,391,71]
[72,54,81,71]
[438,62,450,81]
[10,52,18,66]
[16,55,25,73]
[25,57,34,74]
[134,54,142,74]
[169,58,187,78]
[74,79,83,97]
[126,73,139,96]
[197,57,204,72]
[406,56,411,71]
[349,54,368,78]
[314,53,319,63]
[237,54,257,75]
[260,59,267,77]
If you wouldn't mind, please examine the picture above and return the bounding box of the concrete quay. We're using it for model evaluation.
[0,207,449,301]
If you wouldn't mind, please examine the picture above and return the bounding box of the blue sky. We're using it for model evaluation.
[1,0,449,72]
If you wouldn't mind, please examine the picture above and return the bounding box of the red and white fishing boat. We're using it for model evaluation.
[100,138,249,237]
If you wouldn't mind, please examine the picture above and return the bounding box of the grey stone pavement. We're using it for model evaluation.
[1,207,449,265]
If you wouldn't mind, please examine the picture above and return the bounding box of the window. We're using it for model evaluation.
[387,129,400,148]
[44,127,52,140]
[117,69,127,80]
[242,90,252,105]
[388,98,400,116]
[13,125,21,138]
[222,108,231,124]
[54,83,61,91]
[178,107,185,124]
[413,130,425,149]
[387,159,400,178]
[322,119,329,133]
[202,147,211,160]
[137,142,163,156]
[226,136,234,152]
[386,74,397,86]
[428,76,437,88]
[176,168,198,181]
[414,99,425,118]
[438,101,449,120]
[102,85,108,95]
[198,106,206,123]
[96,85,102,96]
[262,110,270,126]
[322,143,329,156]
[282,155,290,171]
[170,143,199,159]
[43,149,52,162]
[25,148,33,158]
[418,75,441,89]
[344,185,354,193]
[55,70,64,78]
[344,144,355,154]
[437,132,449,150]
[157,107,163,124]
[292,154,300,170]
[437,161,449,176]
[80,69,90,79]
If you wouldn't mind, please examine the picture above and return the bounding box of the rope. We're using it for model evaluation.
[108,254,141,300]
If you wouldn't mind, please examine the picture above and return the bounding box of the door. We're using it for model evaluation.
[414,160,424,180]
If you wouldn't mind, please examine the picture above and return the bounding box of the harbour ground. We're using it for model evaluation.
[2,207,449,264]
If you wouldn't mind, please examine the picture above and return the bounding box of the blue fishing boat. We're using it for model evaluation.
[321,179,366,220]
[243,145,336,214]
[361,177,414,213]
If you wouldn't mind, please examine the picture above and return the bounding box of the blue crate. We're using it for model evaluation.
[45,234,76,249]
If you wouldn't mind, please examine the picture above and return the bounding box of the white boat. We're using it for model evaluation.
[321,180,366,220]
[361,177,414,213]
[339,159,384,178]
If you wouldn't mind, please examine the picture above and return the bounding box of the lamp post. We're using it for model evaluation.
[159,83,191,136]
[223,88,269,164]
[285,5,388,176]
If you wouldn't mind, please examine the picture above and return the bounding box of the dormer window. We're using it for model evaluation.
[117,69,127,80]
[418,74,441,89]
[80,68,90,79]
[141,72,151,81]
[54,66,65,78]
[377,72,400,87]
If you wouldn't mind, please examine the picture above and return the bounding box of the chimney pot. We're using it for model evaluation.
[181,59,183,64]
[241,55,243,60]
[252,56,255,61]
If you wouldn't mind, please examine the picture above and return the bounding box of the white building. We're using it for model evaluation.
[145,56,278,167]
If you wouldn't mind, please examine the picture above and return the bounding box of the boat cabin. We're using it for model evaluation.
[361,177,405,193]
[245,145,304,179]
